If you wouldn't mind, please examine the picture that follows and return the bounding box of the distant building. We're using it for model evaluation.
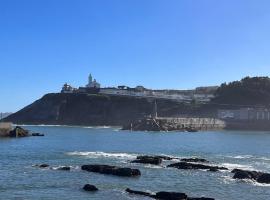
[60,73,216,102]
[86,74,100,88]
[218,108,270,121]
[61,83,76,93]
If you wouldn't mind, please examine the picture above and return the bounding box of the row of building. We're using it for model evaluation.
[61,74,217,102]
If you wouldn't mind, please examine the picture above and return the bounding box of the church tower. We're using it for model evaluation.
[88,74,93,84]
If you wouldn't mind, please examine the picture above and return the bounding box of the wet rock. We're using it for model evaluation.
[39,164,49,168]
[167,162,228,171]
[9,126,29,137]
[155,191,188,200]
[125,188,215,200]
[126,188,153,197]
[180,158,209,163]
[83,184,98,191]
[208,168,219,172]
[131,156,162,165]
[32,133,44,136]
[257,173,270,184]
[156,155,175,160]
[57,166,71,171]
[81,164,141,177]
[187,198,215,200]
[232,168,270,184]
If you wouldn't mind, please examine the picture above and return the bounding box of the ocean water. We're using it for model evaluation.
[0,126,270,200]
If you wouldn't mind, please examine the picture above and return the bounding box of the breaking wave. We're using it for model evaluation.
[225,155,270,161]
[66,151,138,160]
[221,163,256,171]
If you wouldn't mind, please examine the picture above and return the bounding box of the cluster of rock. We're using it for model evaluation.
[81,164,141,177]
[232,169,270,184]
[9,126,29,137]
[129,154,270,184]
[167,162,228,172]
[0,126,44,138]
[126,188,214,200]
[33,154,270,199]
[34,164,71,171]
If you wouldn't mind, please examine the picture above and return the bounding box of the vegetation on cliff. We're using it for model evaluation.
[213,76,270,106]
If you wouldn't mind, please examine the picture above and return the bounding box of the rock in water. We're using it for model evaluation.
[232,168,270,184]
[125,188,215,200]
[57,166,71,171]
[180,158,209,163]
[257,173,270,184]
[83,184,98,191]
[39,164,49,168]
[131,156,162,165]
[167,162,228,171]
[81,164,141,177]
[155,191,188,200]
[9,126,29,137]
[32,133,44,136]
[125,188,153,197]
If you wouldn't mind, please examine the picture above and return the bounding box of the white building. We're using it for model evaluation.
[86,74,100,88]
[61,83,76,93]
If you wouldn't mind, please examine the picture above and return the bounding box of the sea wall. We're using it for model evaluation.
[123,117,226,131]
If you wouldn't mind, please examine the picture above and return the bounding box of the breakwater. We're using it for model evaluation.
[123,117,226,131]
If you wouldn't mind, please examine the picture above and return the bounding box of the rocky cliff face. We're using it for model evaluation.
[5,93,216,126]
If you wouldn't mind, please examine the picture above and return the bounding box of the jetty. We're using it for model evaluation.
[122,117,226,132]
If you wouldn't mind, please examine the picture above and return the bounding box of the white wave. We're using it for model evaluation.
[221,163,255,170]
[222,175,270,187]
[143,165,164,169]
[228,155,253,159]
[66,151,138,160]
[226,155,270,161]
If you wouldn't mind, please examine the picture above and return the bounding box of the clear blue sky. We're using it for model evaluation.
[1,0,270,112]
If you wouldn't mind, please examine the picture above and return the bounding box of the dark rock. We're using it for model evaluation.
[257,173,270,184]
[83,184,98,191]
[233,170,253,180]
[188,198,215,200]
[39,164,49,168]
[232,168,270,184]
[180,158,209,163]
[32,133,44,136]
[155,191,188,200]
[57,166,71,171]
[131,156,162,165]
[167,162,228,171]
[208,168,219,172]
[125,188,215,200]
[81,164,141,177]
[126,188,153,197]
[156,155,175,160]
[9,126,29,137]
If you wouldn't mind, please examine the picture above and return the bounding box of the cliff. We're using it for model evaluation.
[4,93,216,126]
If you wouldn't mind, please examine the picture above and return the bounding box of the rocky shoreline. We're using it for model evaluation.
[0,126,44,138]
[32,154,270,199]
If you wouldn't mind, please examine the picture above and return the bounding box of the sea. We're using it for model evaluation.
[0,125,270,200]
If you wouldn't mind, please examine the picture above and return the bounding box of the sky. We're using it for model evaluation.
[1,0,270,112]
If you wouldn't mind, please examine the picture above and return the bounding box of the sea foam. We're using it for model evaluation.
[66,151,138,159]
